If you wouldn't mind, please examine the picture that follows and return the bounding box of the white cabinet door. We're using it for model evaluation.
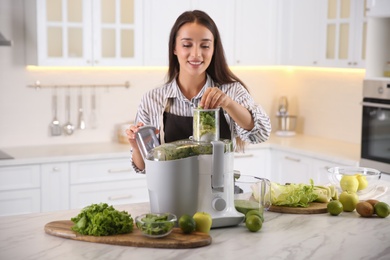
[191,0,235,65]
[234,148,271,179]
[143,0,192,66]
[318,0,367,68]
[235,0,278,66]
[0,165,41,216]
[0,189,41,216]
[271,149,357,185]
[278,0,321,66]
[271,150,313,185]
[41,162,69,212]
[69,158,148,209]
[25,0,143,66]
[70,178,148,209]
[70,158,135,184]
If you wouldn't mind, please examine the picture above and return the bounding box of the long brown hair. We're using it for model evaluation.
[167,10,247,89]
[166,10,248,151]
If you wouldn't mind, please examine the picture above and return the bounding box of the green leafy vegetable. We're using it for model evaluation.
[268,180,318,207]
[71,203,133,236]
[193,106,218,140]
[136,213,175,236]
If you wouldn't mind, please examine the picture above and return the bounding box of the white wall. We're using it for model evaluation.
[0,0,364,148]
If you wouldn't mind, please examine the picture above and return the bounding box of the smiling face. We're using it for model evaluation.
[174,22,214,78]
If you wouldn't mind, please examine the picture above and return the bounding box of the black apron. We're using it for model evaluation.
[163,108,231,143]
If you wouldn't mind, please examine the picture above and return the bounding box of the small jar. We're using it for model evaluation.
[384,61,390,77]
[193,108,219,142]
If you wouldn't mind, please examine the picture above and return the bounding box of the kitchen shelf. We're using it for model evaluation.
[27,80,130,89]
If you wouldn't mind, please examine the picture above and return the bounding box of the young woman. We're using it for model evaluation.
[127,10,271,172]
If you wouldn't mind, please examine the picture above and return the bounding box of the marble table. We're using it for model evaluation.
[1,181,390,260]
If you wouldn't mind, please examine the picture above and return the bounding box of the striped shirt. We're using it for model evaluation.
[132,74,271,172]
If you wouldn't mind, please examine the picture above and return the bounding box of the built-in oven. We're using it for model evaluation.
[360,80,390,178]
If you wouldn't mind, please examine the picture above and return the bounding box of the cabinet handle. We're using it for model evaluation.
[284,156,301,162]
[52,167,61,172]
[107,168,133,173]
[234,154,254,158]
[108,194,132,201]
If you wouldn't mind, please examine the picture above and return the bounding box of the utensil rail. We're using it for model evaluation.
[27,81,130,89]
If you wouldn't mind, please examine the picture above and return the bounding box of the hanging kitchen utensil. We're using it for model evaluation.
[89,86,98,129]
[49,87,62,136]
[63,87,75,135]
[77,87,86,130]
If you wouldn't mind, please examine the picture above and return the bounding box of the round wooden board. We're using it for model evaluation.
[44,220,211,249]
[268,202,328,214]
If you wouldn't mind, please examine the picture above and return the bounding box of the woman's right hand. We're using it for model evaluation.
[126,122,145,150]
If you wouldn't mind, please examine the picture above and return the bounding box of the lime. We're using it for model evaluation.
[374,202,390,218]
[179,214,196,234]
[234,200,259,215]
[246,209,264,222]
[245,215,262,232]
[327,200,343,216]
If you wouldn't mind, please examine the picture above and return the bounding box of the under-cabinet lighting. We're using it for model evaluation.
[26,66,168,71]
[26,65,365,74]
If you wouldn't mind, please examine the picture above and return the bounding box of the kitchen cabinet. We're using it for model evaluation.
[270,149,356,185]
[234,0,278,65]
[143,0,192,66]
[318,0,367,68]
[234,148,271,179]
[278,0,321,66]
[143,0,277,66]
[24,0,143,66]
[279,0,367,68]
[0,157,148,216]
[41,162,69,212]
[0,165,41,216]
[143,0,235,66]
[69,158,148,209]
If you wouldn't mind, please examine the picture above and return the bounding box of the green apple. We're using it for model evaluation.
[340,175,359,192]
[193,212,212,234]
[339,191,359,212]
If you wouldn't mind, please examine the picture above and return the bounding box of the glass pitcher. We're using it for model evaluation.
[234,174,271,219]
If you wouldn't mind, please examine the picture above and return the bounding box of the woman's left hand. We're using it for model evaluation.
[199,87,231,109]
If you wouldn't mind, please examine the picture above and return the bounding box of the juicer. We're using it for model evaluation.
[136,125,245,228]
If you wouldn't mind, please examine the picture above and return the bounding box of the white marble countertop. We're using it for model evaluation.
[1,181,389,260]
[0,134,360,167]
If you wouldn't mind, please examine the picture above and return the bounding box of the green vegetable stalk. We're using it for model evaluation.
[193,107,219,142]
[258,180,338,207]
[71,203,134,236]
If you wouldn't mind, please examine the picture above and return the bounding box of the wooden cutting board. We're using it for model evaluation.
[44,220,211,249]
[268,202,328,214]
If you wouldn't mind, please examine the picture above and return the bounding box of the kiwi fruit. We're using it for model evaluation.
[366,199,379,214]
[356,201,374,217]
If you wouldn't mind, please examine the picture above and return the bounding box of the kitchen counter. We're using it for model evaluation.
[248,134,360,166]
[0,134,360,167]
[0,142,132,166]
[1,180,389,260]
